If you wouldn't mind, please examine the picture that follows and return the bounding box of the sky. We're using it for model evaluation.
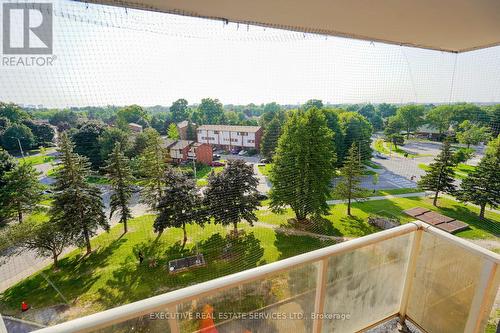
[1,0,500,108]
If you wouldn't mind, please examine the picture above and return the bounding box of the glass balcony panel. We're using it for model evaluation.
[406,231,486,333]
[322,233,413,332]
[175,262,319,332]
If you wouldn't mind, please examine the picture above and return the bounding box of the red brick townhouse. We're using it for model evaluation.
[196,125,262,151]
[161,137,213,165]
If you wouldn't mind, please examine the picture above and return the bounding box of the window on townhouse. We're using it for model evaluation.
[214,131,219,134]
[248,140,255,143]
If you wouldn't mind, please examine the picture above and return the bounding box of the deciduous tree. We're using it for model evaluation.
[456,120,490,148]
[270,108,336,223]
[167,123,180,140]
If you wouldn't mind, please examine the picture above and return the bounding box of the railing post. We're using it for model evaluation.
[313,258,329,333]
[464,260,498,333]
[399,229,423,323]
[167,305,180,333]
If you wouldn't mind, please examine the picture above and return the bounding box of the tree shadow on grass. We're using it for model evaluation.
[0,237,128,311]
[437,204,500,237]
[95,232,265,309]
[274,232,335,260]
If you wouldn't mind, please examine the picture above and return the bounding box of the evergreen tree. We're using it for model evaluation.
[154,168,205,243]
[418,140,456,206]
[186,122,197,141]
[167,123,180,139]
[458,141,500,219]
[204,159,260,234]
[334,144,367,215]
[105,143,134,233]
[1,163,43,222]
[50,133,108,254]
[0,149,16,225]
[270,108,336,223]
[139,129,167,210]
[260,116,283,159]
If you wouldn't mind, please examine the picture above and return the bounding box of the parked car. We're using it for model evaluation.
[211,161,225,167]
[259,158,270,164]
[131,185,141,193]
[42,189,53,195]
[230,149,240,155]
[213,154,221,160]
[238,150,248,156]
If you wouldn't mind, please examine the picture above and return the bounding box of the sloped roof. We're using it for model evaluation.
[82,0,500,53]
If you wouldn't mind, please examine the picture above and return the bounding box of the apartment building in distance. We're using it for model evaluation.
[197,125,262,151]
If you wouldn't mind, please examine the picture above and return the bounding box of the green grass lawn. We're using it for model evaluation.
[257,196,499,239]
[418,163,476,180]
[257,163,273,177]
[0,215,334,319]
[373,139,389,155]
[364,160,382,169]
[19,155,55,166]
[328,187,421,200]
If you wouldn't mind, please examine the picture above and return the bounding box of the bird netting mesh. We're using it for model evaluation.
[0,0,499,332]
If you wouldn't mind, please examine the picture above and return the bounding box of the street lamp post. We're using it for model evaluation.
[10,136,24,159]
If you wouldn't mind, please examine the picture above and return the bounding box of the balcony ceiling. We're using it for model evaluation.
[85,0,500,53]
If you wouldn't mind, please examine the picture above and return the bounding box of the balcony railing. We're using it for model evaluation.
[35,221,499,333]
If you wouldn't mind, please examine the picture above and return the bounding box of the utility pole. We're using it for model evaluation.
[192,159,197,179]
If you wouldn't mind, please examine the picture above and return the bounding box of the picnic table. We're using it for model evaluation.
[404,207,469,234]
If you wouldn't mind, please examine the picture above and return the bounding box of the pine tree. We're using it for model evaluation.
[50,133,108,254]
[204,159,260,234]
[458,141,500,219]
[334,144,367,215]
[167,123,180,140]
[1,163,43,222]
[139,129,167,210]
[154,168,205,243]
[418,140,456,206]
[270,108,336,223]
[105,142,134,234]
[186,122,197,141]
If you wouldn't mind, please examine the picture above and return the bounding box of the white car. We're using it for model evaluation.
[238,150,248,156]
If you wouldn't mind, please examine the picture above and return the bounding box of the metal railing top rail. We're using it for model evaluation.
[33,221,500,333]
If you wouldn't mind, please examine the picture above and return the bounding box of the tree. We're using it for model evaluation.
[456,120,490,148]
[99,127,130,161]
[170,99,189,123]
[358,104,383,131]
[49,109,79,128]
[155,168,205,243]
[105,143,134,234]
[22,120,54,147]
[1,163,43,222]
[204,159,260,234]
[186,122,197,141]
[452,147,474,164]
[259,102,281,128]
[72,121,105,169]
[0,102,29,123]
[50,133,108,254]
[338,112,372,164]
[488,104,500,137]
[270,108,336,223]
[116,105,150,130]
[384,116,405,149]
[139,129,167,210]
[198,98,224,125]
[450,103,489,127]
[260,115,283,159]
[302,99,324,110]
[1,123,35,152]
[426,105,453,138]
[167,123,180,140]
[394,105,425,139]
[458,140,500,219]
[418,140,456,206]
[322,108,344,167]
[378,103,397,118]
[333,144,367,215]
[3,220,67,269]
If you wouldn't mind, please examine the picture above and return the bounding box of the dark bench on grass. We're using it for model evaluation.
[168,254,206,274]
[404,207,469,234]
